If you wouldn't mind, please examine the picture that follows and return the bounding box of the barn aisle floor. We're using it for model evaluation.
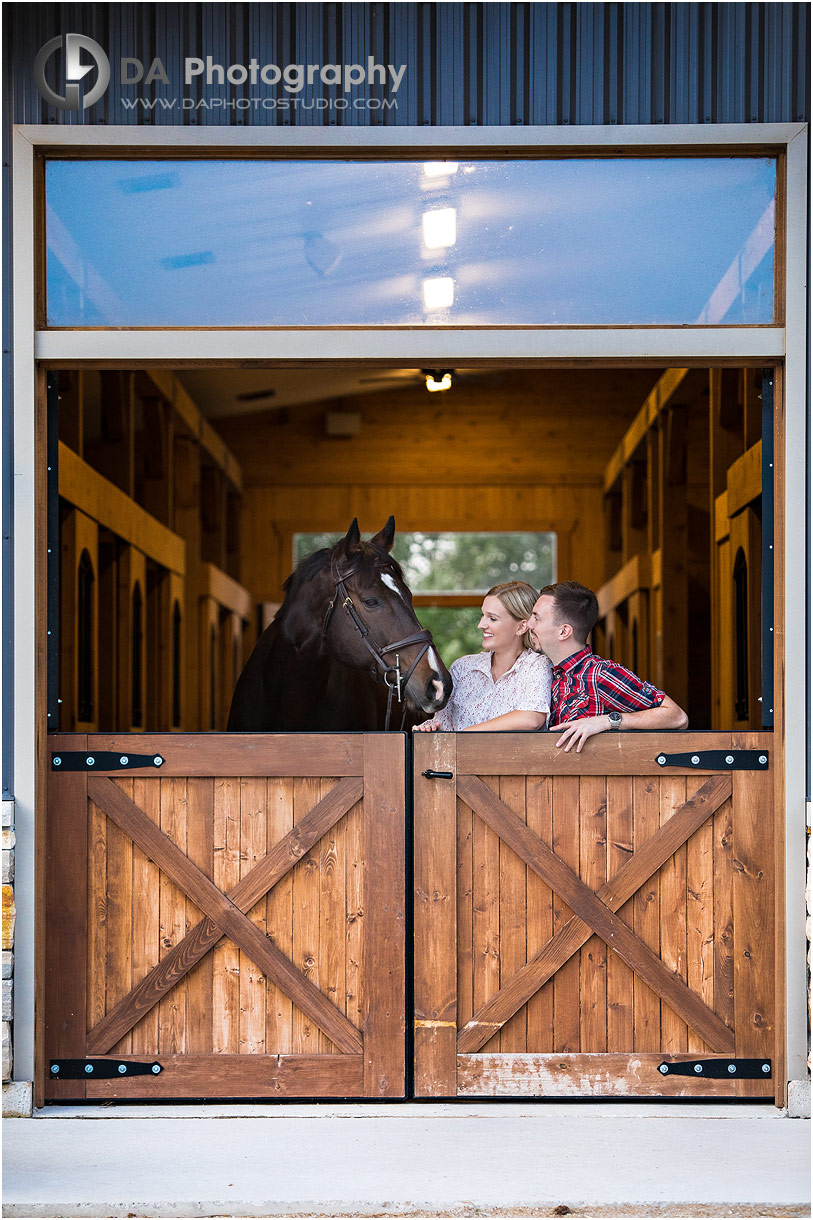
[2,1102,810,1218]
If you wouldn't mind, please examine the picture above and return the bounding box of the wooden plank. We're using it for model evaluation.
[453,733,741,777]
[552,775,580,1053]
[471,775,501,1054]
[579,775,608,1053]
[45,736,89,1100]
[686,776,715,1054]
[363,734,406,1097]
[106,779,134,1054]
[200,561,252,621]
[292,777,322,1055]
[266,777,294,1055]
[158,778,188,1055]
[130,777,160,1055]
[659,777,688,1053]
[524,775,554,1054]
[212,776,241,1054]
[413,734,458,1097]
[498,776,527,1052]
[86,733,365,777]
[345,787,364,1043]
[456,1054,755,1099]
[732,758,775,1099]
[87,774,364,1053]
[458,775,735,1052]
[184,778,214,1054]
[456,793,474,1043]
[602,369,703,494]
[606,776,634,1052]
[596,553,651,618]
[633,777,662,1053]
[85,1055,363,1100]
[87,777,362,1053]
[714,490,731,542]
[239,777,268,1056]
[319,778,345,1054]
[59,441,186,575]
[726,440,763,517]
[457,775,731,1053]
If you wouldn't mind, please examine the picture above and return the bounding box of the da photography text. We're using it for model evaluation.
[34,34,406,112]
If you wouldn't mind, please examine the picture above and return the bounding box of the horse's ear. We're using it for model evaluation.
[338,518,361,555]
[370,516,396,553]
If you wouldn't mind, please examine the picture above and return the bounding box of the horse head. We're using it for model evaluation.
[313,517,452,719]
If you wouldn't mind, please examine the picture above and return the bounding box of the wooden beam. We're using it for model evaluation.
[726,440,763,517]
[59,442,185,575]
[715,491,731,542]
[603,368,707,493]
[198,563,251,620]
[142,370,243,492]
[596,553,651,618]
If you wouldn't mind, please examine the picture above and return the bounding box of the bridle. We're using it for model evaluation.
[321,558,434,730]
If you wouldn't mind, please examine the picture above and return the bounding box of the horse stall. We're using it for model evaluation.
[43,361,780,1104]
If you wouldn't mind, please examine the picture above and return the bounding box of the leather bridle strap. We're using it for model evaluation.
[322,562,434,730]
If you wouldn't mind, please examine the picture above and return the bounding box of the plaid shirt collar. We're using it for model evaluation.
[552,646,593,677]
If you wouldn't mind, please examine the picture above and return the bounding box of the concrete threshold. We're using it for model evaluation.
[3,1103,809,1220]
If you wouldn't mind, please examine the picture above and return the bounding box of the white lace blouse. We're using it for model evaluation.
[424,649,552,731]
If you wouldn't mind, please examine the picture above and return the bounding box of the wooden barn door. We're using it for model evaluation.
[45,733,405,1100]
[414,732,776,1099]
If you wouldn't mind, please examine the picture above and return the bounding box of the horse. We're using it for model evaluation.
[227,517,452,732]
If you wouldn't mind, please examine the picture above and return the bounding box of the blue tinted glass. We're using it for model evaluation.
[46,158,775,326]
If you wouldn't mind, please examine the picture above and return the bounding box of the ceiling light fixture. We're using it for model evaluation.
[423,369,453,393]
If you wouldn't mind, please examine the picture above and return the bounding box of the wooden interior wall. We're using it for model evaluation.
[57,371,251,733]
[214,370,664,608]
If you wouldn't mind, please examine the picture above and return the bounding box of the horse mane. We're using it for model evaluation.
[281,540,406,604]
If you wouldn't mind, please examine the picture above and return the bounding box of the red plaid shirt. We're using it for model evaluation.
[549,648,666,727]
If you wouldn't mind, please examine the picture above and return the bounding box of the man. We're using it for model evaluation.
[528,580,688,752]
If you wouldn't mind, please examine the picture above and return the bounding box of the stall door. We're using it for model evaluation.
[414,732,775,1099]
[45,733,405,1100]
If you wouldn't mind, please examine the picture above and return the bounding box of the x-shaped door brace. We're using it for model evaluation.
[85,775,364,1055]
[456,774,735,1054]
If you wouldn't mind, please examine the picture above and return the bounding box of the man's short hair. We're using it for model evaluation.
[539,581,599,644]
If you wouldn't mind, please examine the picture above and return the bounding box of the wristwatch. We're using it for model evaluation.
[607,710,623,730]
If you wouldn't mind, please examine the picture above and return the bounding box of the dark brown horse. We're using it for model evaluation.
[227,518,452,731]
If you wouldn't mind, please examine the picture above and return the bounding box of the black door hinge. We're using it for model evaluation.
[655,750,768,771]
[51,751,165,771]
[50,1059,163,1079]
[658,1059,771,1079]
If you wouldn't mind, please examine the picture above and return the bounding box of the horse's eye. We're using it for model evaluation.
[363,597,381,609]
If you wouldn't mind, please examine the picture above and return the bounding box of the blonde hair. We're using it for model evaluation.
[487,581,538,650]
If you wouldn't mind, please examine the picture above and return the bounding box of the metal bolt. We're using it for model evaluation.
[53,757,61,766]
[50,1064,59,1074]
[727,1063,736,1074]
[84,1064,94,1074]
[690,755,700,765]
[725,755,734,765]
[120,756,129,766]
[47,630,51,636]
[154,756,163,766]
[151,1063,161,1074]
[657,755,666,766]
[762,1063,770,1074]
[758,755,768,765]
[118,1064,127,1074]
[86,757,95,766]
[693,1064,703,1074]
[658,1063,669,1075]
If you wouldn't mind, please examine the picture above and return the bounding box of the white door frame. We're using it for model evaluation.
[11,121,809,1103]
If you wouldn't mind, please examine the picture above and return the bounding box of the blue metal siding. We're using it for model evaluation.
[3,2,809,127]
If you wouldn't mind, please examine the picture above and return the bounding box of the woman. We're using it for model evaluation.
[414,581,551,732]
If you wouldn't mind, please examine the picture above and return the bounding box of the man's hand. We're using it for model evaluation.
[554,715,608,753]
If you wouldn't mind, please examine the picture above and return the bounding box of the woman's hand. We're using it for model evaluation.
[413,721,439,732]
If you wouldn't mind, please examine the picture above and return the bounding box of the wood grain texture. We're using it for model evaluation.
[413,734,458,1097]
[291,777,322,1055]
[606,776,634,1052]
[498,776,527,1053]
[456,1054,760,1099]
[579,775,608,1053]
[659,778,689,1053]
[458,775,734,1052]
[86,733,366,776]
[524,775,554,1054]
[45,737,89,1100]
[552,775,580,1053]
[265,777,294,1055]
[472,776,501,1053]
[239,777,267,1056]
[183,777,214,1055]
[130,777,161,1054]
[106,779,134,1054]
[686,776,714,1055]
[454,733,737,777]
[633,777,661,1053]
[85,1054,364,1099]
[362,734,406,1097]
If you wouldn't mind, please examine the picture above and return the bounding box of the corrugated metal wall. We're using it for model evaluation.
[4,1,810,127]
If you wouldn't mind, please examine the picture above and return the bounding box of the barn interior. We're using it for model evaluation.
[53,363,768,736]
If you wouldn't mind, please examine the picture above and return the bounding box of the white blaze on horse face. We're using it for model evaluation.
[381,573,406,601]
[428,647,446,703]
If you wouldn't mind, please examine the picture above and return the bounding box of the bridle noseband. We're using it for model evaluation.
[321,559,434,730]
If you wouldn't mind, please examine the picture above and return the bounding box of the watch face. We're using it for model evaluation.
[609,711,622,725]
